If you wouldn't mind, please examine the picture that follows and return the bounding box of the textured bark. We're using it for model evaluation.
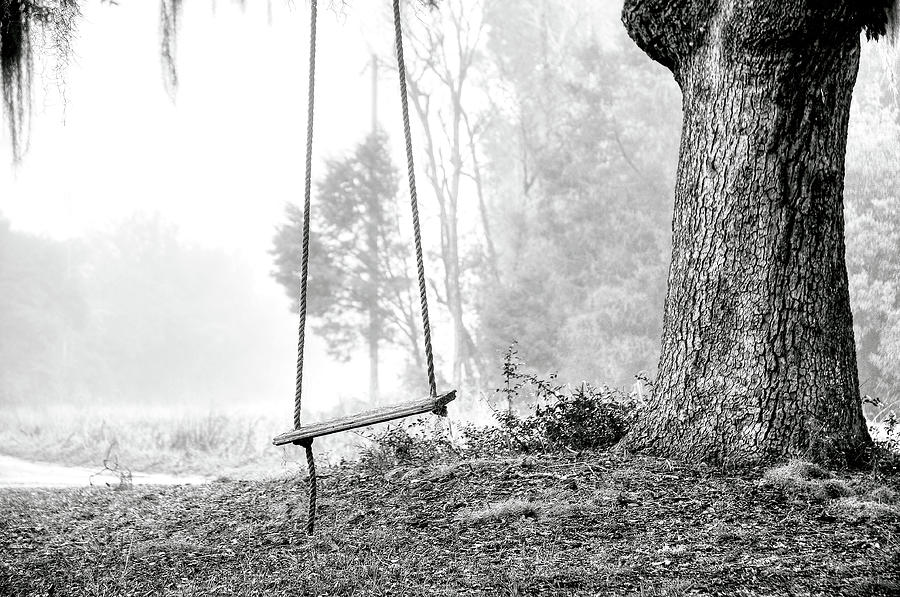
[622,0,875,463]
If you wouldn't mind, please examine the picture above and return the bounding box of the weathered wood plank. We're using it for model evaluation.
[272,390,456,446]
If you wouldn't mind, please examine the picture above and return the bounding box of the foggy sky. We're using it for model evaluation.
[0,1,414,412]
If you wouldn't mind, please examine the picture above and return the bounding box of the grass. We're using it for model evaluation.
[759,459,856,502]
[831,497,899,522]
[829,485,900,523]
[1,452,899,596]
[0,403,369,478]
[457,498,542,523]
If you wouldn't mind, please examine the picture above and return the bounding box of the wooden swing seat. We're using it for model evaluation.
[272,390,455,446]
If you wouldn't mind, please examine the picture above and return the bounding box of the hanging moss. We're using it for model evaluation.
[1,0,34,160]
[861,0,900,41]
[891,0,900,43]
[159,0,181,97]
[0,0,78,162]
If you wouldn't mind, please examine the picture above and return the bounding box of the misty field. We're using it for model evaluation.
[2,452,899,596]
[0,404,367,479]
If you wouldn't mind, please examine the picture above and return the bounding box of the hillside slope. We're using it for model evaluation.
[1,452,898,596]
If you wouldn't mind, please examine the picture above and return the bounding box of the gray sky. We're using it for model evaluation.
[0,0,415,414]
[1,1,395,245]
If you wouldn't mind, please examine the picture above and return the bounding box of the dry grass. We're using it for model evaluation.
[762,459,832,481]
[709,521,756,545]
[457,498,542,524]
[0,403,366,478]
[455,482,627,526]
[760,459,854,502]
[830,485,900,522]
[760,459,900,524]
[865,486,899,504]
[832,496,898,521]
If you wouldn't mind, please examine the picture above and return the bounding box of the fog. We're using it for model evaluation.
[1,1,408,419]
[1,0,899,455]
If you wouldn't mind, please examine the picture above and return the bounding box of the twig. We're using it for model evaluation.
[121,530,134,580]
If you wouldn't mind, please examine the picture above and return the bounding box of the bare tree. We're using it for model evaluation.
[399,0,492,387]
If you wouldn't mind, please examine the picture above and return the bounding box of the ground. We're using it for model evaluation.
[1,452,898,596]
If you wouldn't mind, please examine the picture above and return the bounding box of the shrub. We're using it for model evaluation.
[362,347,642,462]
[464,346,641,455]
[864,407,900,474]
[360,418,456,470]
[531,383,636,451]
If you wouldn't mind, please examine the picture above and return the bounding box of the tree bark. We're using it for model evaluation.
[622,0,875,463]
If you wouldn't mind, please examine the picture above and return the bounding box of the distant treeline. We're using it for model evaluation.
[0,214,288,406]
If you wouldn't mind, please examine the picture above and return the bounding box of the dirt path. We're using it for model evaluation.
[0,454,208,488]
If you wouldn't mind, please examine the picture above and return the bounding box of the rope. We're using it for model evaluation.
[392,0,437,398]
[294,0,317,430]
[295,0,317,536]
[302,441,317,535]
[289,0,440,537]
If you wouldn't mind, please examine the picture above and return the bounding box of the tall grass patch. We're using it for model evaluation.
[0,404,288,476]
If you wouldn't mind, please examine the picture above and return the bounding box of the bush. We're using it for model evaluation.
[360,418,456,470]
[855,401,900,474]
[464,345,641,455]
[531,383,636,451]
[361,347,643,463]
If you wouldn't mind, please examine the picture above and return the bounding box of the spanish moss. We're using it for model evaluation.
[159,1,249,98]
[891,0,900,43]
[159,0,181,98]
[864,0,900,42]
[0,0,78,162]
[1,0,35,161]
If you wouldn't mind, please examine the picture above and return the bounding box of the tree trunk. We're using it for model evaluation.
[622,1,875,463]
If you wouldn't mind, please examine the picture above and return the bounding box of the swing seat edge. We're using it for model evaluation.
[272,390,456,446]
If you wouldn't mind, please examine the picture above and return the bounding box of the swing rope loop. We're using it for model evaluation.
[392,0,437,398]
[290,0,439,536]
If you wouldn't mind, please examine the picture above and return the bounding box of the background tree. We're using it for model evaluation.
[845,43,900,420]
[620,1,897,463]
[475,0,680,385]
[82,214,288,405]
[271,131,423,402]
[0,216,88,403]
[399,0,492,389]
[0,212,285,407]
